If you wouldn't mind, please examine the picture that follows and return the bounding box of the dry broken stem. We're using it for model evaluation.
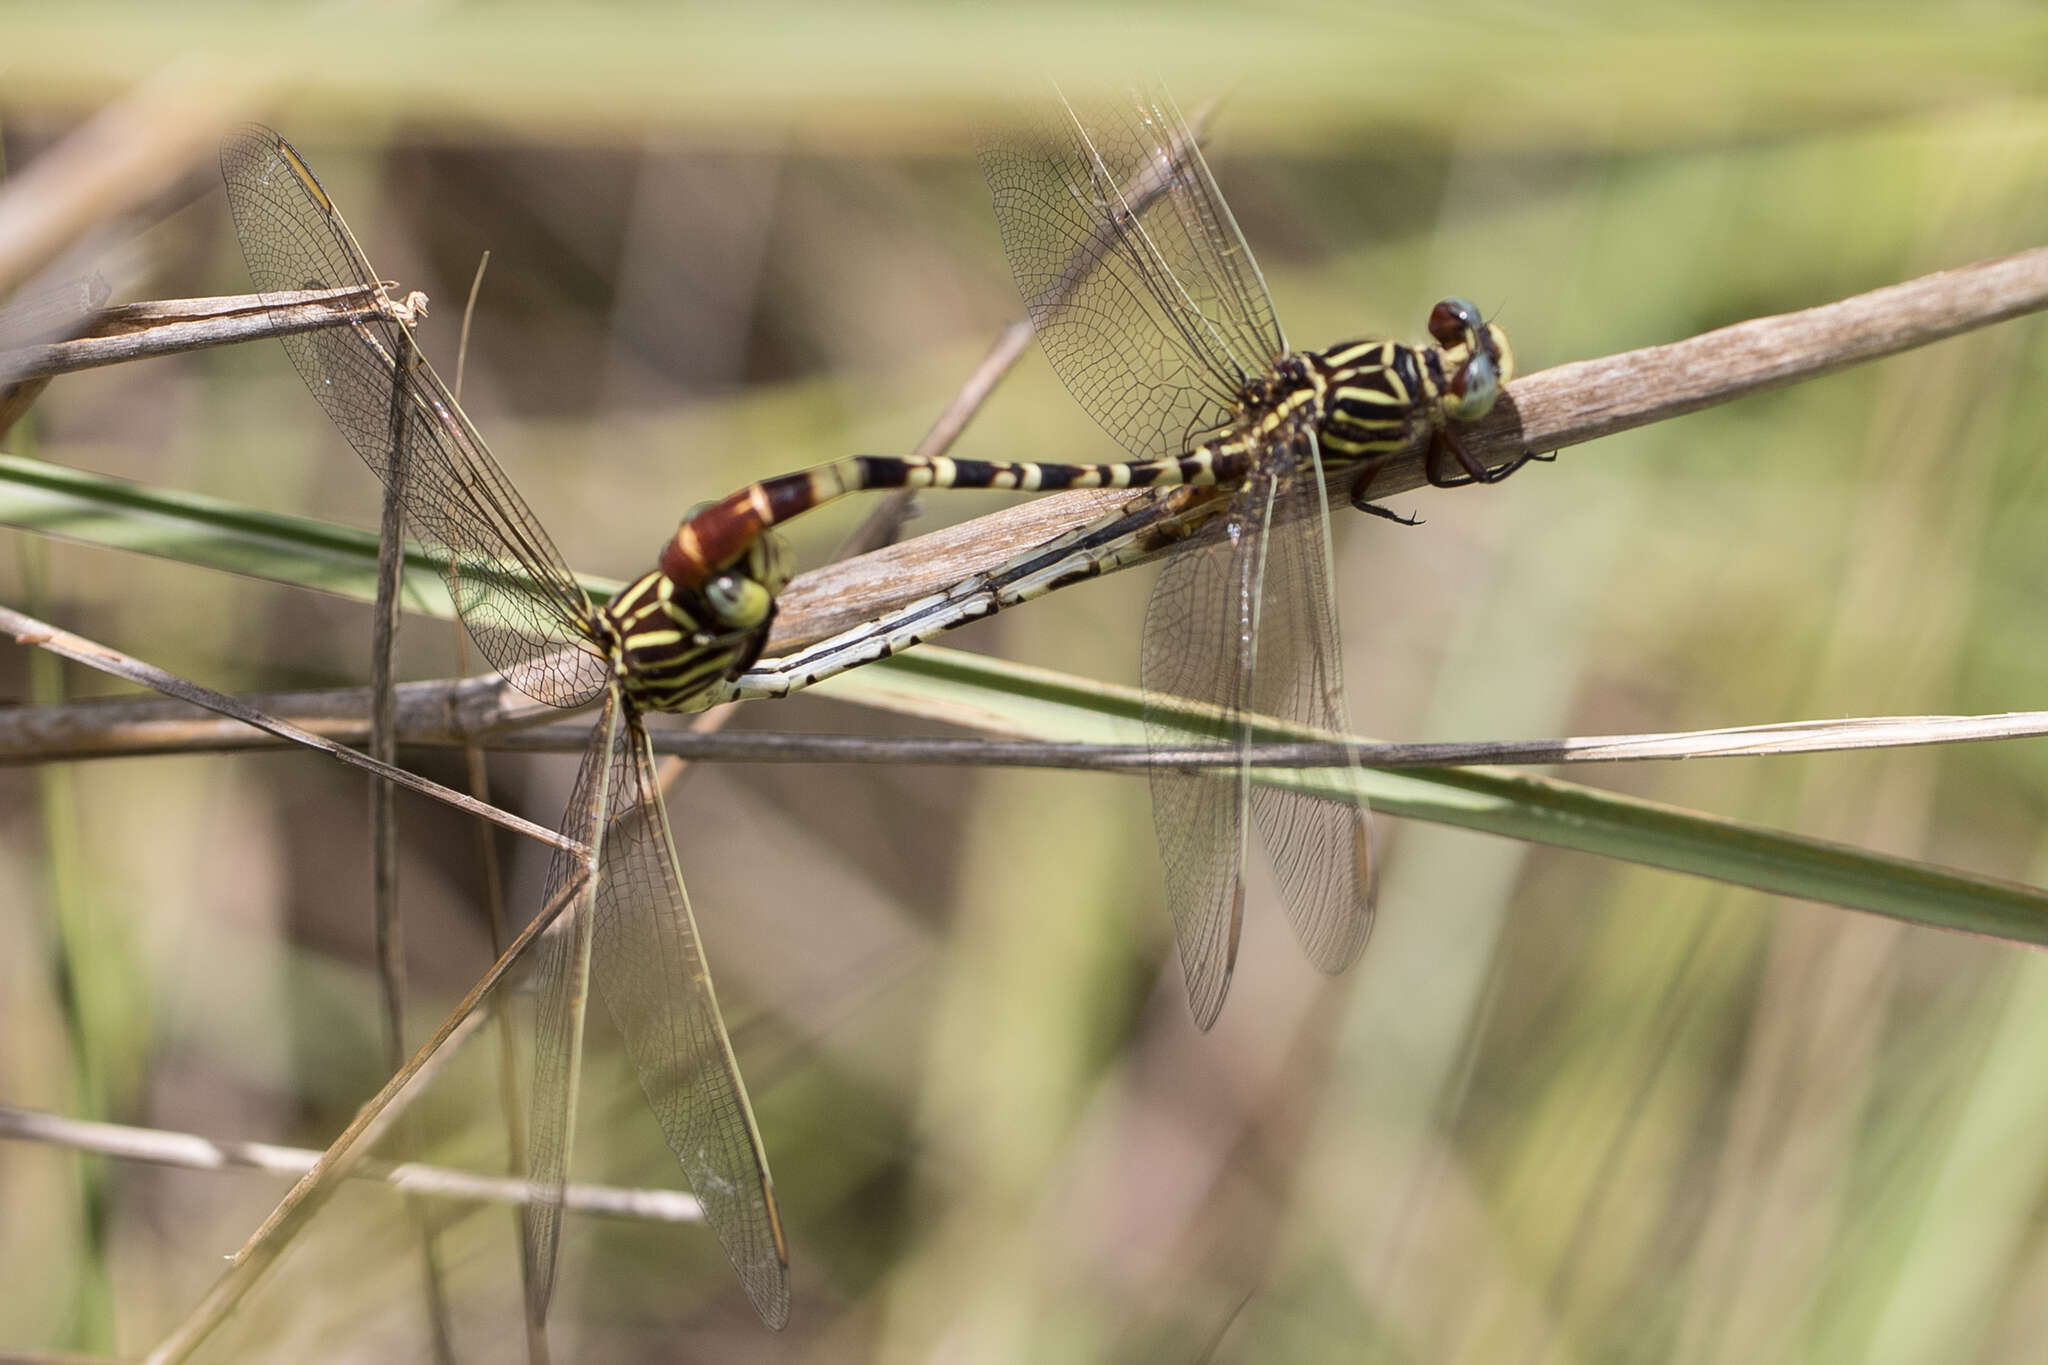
[3,247,2045,769]
[0,285,407,385]
[764,243,2048,648]
[5,682,2047,771]
[0,1104,703,1224]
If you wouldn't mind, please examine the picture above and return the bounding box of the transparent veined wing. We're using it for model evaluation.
[1244,463,1376,974]
[978,88,1287,465]
[521,688,615,1321]
[592,713,789,1327]
[220,126,607,709]
[1138,474,1266,1030]
[1140,450,1376,1026]
[521,694,790,1326]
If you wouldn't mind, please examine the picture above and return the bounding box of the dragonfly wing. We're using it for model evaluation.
[1139,479,1274,1029]
[1246,455,1376,974]
[521,688,619,1323]
[219,127,608,709]
[587,712,790,1327]
[979,88,1286,464]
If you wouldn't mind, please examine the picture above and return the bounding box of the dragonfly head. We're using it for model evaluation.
[610,526,793,713]
[1427,297,1514,423]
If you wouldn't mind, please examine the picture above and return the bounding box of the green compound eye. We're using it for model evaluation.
[1451,350,1502,421]
[705,570,774,630]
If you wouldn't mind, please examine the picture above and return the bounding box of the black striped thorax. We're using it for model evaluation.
[1200,341,1439,479]
[601,570,773,714]
[1299,339,1436,466]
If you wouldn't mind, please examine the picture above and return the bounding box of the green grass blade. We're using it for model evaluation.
[6,450,2042,947]
[0,452,624,614]
[812,648,2048,945]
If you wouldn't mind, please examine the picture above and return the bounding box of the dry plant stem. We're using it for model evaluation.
[453,251,489,399]
[367,354,458,1365]
[372,363,412,1071]
[91,1103,691,1223]
[0,287,394,386]
[765,243,2048,650]
[0,606,581,855]
[602,711,2048,767]
[145,864,594,1365]
[447,245,546,1361]
[1490,244,2048,455]
[16,198,2020,748]
[0,1106,702,1223]
[5,681,2045,768]
[0,675,546,760]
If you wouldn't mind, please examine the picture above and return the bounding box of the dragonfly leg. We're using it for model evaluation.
[1425,427,1553,489]
[1345,459,1423,525]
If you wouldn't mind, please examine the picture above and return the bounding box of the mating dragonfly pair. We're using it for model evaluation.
[220,90,1523,1330]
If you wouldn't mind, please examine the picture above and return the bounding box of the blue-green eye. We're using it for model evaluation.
[705,571,773,630]
[1451,351,1501,420]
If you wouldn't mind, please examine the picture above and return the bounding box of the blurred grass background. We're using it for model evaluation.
[4,6,2048,1362]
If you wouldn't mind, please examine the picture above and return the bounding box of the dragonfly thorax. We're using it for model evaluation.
[1301,338,1431,467]
[1302,299,1515,475]
[1199,353,1324,482]
[606,531,793,714]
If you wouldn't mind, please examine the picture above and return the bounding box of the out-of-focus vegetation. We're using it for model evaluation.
[4,9,2048,1362]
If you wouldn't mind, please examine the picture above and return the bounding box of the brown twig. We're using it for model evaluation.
[16,219,2031,697]
[0,286,404,386]
[0,675,547,761]
[0,606,579,854]
[763,243,2048,650]
[3,246,2044,770]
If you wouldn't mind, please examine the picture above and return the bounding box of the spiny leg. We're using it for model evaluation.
[1424,426,1554,489]
[1344,458,1424,526]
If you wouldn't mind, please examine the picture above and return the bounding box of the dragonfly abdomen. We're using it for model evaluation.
[661,452,1228,589]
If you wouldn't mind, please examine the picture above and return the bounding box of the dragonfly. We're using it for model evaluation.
[957,90,1528,1028]
[221,124,1397,1326]
[220,127,798,1328]
[688,91,1530,1031]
